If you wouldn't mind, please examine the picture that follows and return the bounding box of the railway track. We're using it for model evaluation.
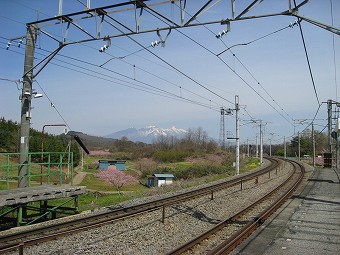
[0,157,291,254]
[167,158,305,255]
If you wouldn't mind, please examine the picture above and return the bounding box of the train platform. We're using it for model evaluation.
[232,166,340,255]
[0,185,86,207]
[0,185,86,228]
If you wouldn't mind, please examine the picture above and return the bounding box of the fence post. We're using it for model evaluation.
[47,154,51,184]
[19,243,24,255]
[162,205,165,223]
[6,154,10,189]
[71,152,74,185]
[59,154,63,185]
[28,154,32,187]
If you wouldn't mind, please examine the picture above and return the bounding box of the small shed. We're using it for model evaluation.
[147,174,175,187]
[98,160,126,171]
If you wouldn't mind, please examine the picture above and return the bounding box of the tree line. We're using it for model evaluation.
[106,127,220,161]
[0,117,80,164]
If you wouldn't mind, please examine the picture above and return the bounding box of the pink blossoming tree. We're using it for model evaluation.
[95,165,138,194]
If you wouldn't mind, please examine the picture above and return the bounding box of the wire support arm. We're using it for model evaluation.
[23,45,65,79]
[290,13,340,35]
[183,0,215,27]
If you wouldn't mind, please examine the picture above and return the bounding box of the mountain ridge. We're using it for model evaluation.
[105,126,187,144]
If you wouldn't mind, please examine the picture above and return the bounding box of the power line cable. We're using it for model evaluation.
[11,0,51,18]
[34,79,72,130]
[330,0,338,101]
[1,44,220,112]
[103,14,235,106]
[293,0,320,106]
[33,46,222,110]
[0,77,21,90]
[217,24,295,56]
[231,53,295,125]
[1,34,220,109]
[164,3,297,126]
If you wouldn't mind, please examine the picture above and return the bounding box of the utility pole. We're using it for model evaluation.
[284,136,287,158]
[18,25,37,188]
[327,99,332,153]
[298,131,301,161]
[219,107,226,149]
[256,135,258,158]
[312,123,316,168]
[247,138,249,157]
[259,121,263,164]
[268,133,275,157]
[235,95,240,175]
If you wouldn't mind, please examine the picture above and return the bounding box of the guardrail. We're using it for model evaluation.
[0,152,74,189]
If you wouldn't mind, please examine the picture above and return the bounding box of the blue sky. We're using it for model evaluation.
[0,0,339,145]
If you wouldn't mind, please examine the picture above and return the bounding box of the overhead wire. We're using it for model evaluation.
[34,79,72,130]
[0,77,21,90]
[103,14,235,106]
[168,15,295,126]
[329,0,338,101]
[26,26,220,109]
[169,2,297,127]
[1,12,224,113]
[217,24,295,56]
[0,42,220,112]
[293,0,320,106]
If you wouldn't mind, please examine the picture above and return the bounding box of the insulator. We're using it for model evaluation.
[18,39,23,48]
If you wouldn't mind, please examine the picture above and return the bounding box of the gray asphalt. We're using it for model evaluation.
[231,166,340,255]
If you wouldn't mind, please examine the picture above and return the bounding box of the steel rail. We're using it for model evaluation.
[167,158,304,255]
[0,157,281,254]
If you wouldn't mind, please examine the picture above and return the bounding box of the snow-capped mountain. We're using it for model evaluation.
[105,126,187,144]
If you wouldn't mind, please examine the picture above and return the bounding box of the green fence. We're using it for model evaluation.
[0,152,74,189]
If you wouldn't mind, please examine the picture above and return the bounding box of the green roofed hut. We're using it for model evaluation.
[98,160,126,171]
[147,173,175,187]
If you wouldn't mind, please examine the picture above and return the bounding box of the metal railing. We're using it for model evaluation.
[0,152,74,189]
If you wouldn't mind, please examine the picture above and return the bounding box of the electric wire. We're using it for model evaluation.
[34,79,72,130]
[0,15,25,25]
[232,53,295,125]
[165,3,297,126]
[1,4,282,119]
[330,0,338,101]
[0,77,21,90]
[0,44,220,112]
[1,31,223,112]
[103,14,235,106]
[217,25,294,56]
[11,0,51,18]
[293,0,320,106]
[1,34,216,108]
[77,42,222,108]
[176,28,295,126]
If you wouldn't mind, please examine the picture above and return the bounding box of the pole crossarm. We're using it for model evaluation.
[27,45,65,79]
[235,0,263,20]
[24,0,320,52]
[291,13,340,35]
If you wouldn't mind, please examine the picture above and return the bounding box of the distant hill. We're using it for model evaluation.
[66,131,116,150]
[105,126,188,144]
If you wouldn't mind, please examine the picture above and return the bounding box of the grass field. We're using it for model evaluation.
[1,154,261,212]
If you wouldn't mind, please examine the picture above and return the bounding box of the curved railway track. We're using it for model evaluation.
[0,157,301,255]
[167,158,305,255]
